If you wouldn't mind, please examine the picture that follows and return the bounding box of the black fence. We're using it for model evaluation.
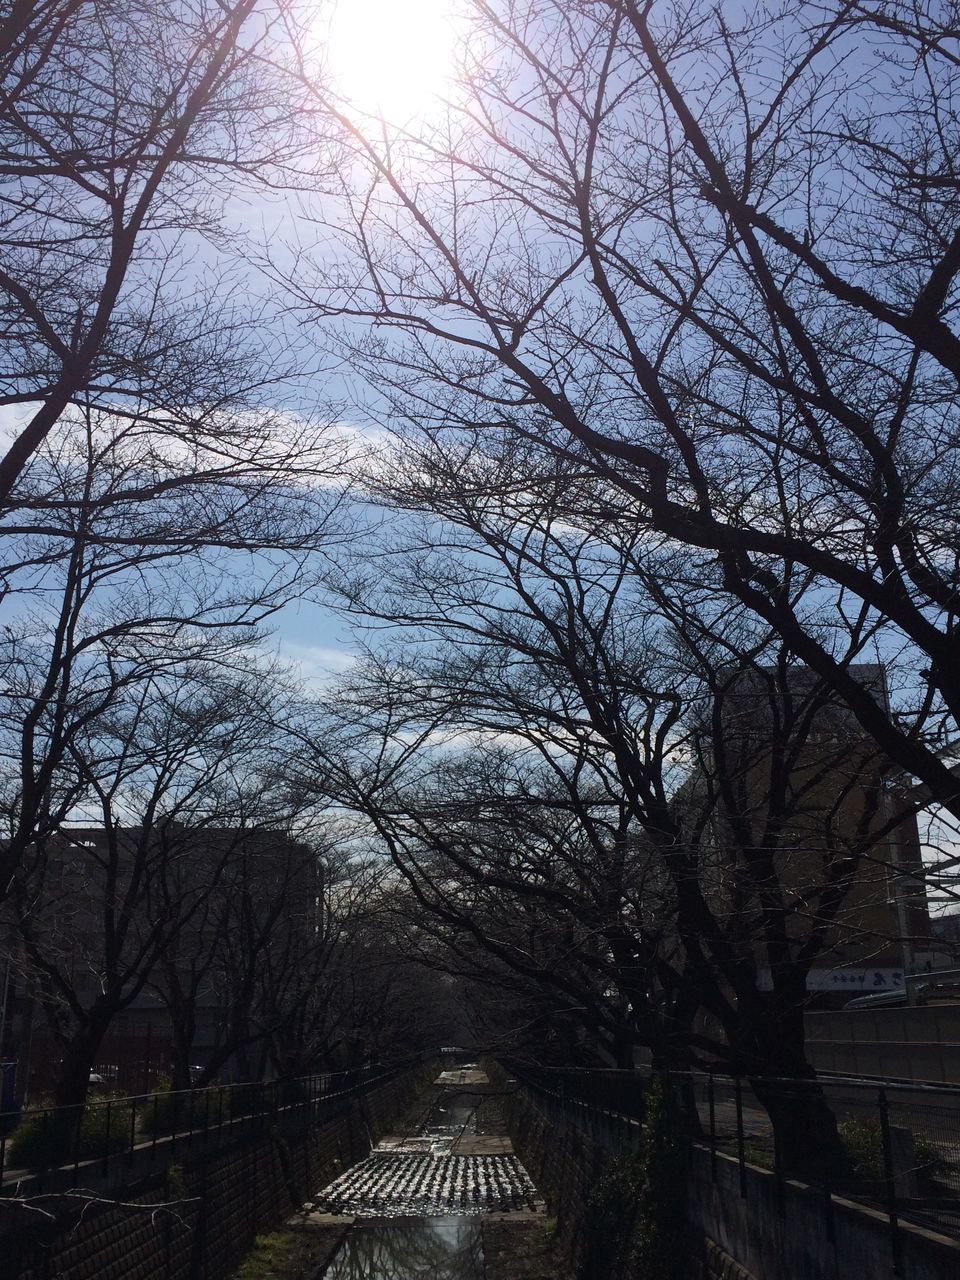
[0,1052,432,1192]
[504,1061,960,1271]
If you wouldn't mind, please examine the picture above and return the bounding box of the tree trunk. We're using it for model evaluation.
[748,1072,849,1185]
[733,993,850,1184]
[53,1028,104,1109]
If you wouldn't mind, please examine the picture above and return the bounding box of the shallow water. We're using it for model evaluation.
[323,1216,484,1280]
[424,1089,478,1139]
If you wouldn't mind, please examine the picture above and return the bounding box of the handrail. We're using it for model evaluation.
[0,1049,435,1188]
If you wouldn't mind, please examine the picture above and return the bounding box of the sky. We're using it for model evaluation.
[0,0,475,693]
[224,0,472,683]
[3,0,959,906]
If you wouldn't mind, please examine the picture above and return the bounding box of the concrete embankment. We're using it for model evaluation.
[284,1063,572,1280]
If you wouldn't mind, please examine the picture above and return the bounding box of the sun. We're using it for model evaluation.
[321,0,463,123]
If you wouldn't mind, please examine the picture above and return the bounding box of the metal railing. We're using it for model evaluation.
[503,1061,960,1273]
[0,1052,433,1192]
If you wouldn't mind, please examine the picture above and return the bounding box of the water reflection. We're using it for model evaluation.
[324,1217,483,1280]
[424,1090,477,1136]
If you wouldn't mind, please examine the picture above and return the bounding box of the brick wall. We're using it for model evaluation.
[2,1061,435,1280]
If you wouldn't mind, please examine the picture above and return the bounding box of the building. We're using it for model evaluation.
[687,663,941,1006]
[1,824,320,1100]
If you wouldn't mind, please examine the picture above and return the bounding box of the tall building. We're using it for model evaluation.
[689,663,940,1004]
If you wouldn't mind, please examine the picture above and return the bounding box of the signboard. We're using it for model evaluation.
[756,967,905,993]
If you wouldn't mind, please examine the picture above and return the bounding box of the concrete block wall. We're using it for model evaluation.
[2,1061,435,1280]
[803,1005,960,1084]
[494,1067,612,1275]
[497,1071,960,1280]
[689,1144,960,1280]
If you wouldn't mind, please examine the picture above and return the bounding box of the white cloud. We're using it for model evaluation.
[279,640,359,685]
[0,401,38,448]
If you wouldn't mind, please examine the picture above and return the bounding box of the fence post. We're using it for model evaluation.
[734,1076,746,1197]
[708,1073,717,1185]
[102,1100,112,1177]
[128,1095,137,1167]
[773,1128,785,1218]
[66,1104,80,1187]
[878,1087,904,1276]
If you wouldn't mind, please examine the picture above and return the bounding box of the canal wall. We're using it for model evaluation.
[496,1066,960,1280]
[689,1142,960,1280]
[492,1063,610,1276]
[1,1059,437,1280]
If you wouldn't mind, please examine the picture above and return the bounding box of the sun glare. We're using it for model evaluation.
[322,0,462,123]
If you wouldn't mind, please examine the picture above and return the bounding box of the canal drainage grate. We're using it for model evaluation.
[311,1152,542,1217]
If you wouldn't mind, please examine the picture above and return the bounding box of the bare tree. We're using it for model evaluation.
[146,825,320,1091]
[4,651,298,1108]
[295,0,960,823]
[0,390,346,898]
[0,0,309,506]
[298,437,936,1177]
[256,857,452,1079]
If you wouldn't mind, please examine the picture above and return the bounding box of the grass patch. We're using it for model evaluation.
[229,1225,350,1280]
[838,1118,941,1189]
[231,1232,301,1280]
[741,1141,773,1169]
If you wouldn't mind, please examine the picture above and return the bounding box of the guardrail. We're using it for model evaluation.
[503,1060,960,1272]
[802,1003,960,1084]
[0,1052,432,1192]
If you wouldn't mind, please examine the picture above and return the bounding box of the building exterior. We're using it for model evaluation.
[690,663,941,1006]
[1,824,320,1100]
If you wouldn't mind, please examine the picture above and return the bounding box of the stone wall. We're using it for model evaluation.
[695,1240,758,1280]
[2,1061,435,1280]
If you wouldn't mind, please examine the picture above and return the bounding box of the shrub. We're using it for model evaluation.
[838,1119,885,1186]
[577,1075,687,1280]
[577,1149,645,1280]
[629,1075,687,1280]
[8,1094,132,1170]
[838,1118,942,1191]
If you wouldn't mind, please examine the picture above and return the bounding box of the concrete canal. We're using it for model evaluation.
[322,1219,484,1280]
[299,1064,560,1278]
